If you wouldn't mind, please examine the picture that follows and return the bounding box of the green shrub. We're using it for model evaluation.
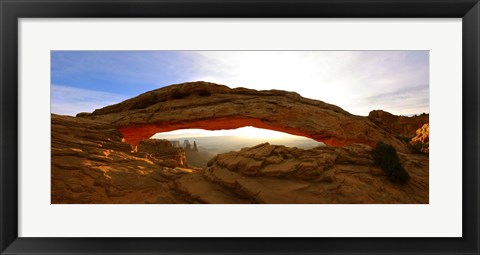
[372,142,410,184]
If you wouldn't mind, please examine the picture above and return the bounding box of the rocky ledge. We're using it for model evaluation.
[368,110,429,137]
[51,114,192,203]
[52,114,428,204]
[77,81,407,152]
[181,143,428,204]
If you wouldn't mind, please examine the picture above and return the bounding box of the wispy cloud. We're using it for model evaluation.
[51,51,429,116]
[186,51,429,115]
[51,84,128,116]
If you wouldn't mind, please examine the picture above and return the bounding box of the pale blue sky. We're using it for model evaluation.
[51,50,429,116]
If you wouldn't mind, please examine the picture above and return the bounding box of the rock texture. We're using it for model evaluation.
[77,82,407,152]
[52,113,428,204]
[410,123,429,154]
[411,124,429,144]
[191,143,428,204]
[51,114,192,204]
[368,110,429,137]
[137,139,187,168]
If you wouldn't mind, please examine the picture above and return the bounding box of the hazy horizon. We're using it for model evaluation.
[153,133,323,155]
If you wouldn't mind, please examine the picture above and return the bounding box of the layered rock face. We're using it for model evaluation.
[137,139,187,168]
[410,123,429,154]
[53,82,429,204]
[189,143,428,204]
[77,82,406,152]
[368,110,429,137]
[52,114,428,204]
[411,124,429,144]
[51,114,193,204]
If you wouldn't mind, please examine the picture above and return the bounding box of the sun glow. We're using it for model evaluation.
[190,51,429,116]
[151,126,302,140]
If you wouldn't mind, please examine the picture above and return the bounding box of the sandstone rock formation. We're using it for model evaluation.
[185,148,214,168]
[137,139,187,168]
[52,113,428,204]
[53,82,429,204]
[77,82,407,152]
[51,114,192,204]
[410,123,429,154]
[368,110,429,137]
[189,143,428,203]
[411,123,429,144]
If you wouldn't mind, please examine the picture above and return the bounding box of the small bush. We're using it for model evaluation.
[395,135,413,144]
[407,141,424,154]
[372,142,410,184]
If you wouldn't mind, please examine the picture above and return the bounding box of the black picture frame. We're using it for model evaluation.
[1,0,479,254]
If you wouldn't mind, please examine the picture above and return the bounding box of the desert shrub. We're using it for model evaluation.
[395,135,413,144]
[407,141,424,154]
[372,142,410,184]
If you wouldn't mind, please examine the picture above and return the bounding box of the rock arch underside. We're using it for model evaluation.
[78,81,407,152]
[52,81,429,204]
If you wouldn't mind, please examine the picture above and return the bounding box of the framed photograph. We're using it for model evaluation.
[1,0,479,254]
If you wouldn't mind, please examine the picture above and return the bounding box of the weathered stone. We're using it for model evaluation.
[410,123,429,154]
[203,143,429,203]
[52,83,429,204]
[78,82,407,152]
[51,114,192,204]
[137,139,187,167]
[368,110,429,137]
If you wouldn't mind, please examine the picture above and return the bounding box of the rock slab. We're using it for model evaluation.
[78,82,407,152]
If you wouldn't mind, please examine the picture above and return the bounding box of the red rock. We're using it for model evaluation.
[51,114,428,204]
[200,143,428,203]
[411,123,429,144]
[78,82,407,152]
[410,123,429,154]
[137,139,187,167]
[51,82,430,204]
[368,110,429,137]
[51,114,193,204]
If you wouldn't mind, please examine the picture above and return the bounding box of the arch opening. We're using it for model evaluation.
[149,125,323,168]
[153,126,323,151]
[117,117,362,149]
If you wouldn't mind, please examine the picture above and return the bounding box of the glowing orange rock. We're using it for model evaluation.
[118,117,377,148]
[78,81,405,151]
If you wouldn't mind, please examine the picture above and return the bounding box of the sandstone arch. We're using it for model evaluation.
[77,82,406,152]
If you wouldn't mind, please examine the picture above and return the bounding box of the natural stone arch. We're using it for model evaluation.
[77,82,406,152]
